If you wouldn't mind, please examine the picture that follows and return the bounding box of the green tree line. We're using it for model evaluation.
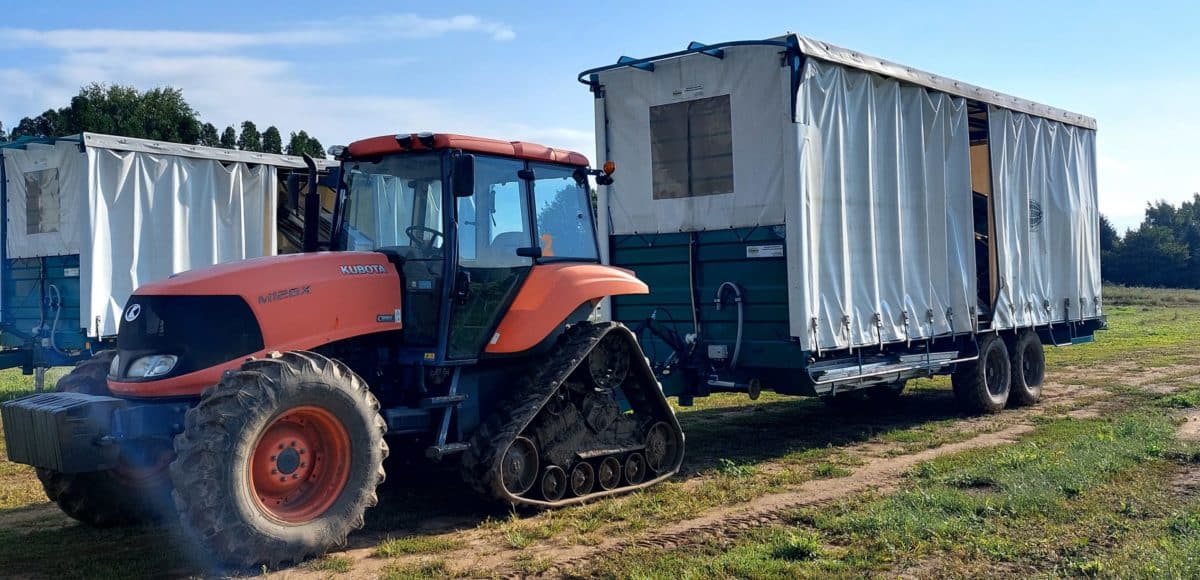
[0,83,326,158]
[1102,197,1200,288]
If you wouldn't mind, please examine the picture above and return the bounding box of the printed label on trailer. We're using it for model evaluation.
[671,84,705,100]
[746,244,784,259]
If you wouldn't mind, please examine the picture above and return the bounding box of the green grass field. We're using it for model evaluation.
[3,286,1200,578]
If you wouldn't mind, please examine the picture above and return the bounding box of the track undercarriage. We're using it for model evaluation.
[463,322,684,506]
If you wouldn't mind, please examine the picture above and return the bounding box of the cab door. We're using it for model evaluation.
[446,156,533,359]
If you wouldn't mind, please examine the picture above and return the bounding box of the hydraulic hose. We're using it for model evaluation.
[47,283,66,355]
[714,282,743,369]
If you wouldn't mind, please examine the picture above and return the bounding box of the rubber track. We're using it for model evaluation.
[461,322,684,507]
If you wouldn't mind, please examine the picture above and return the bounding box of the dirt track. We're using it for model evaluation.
[265,359,1198,579]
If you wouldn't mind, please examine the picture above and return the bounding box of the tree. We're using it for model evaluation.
[199,123,221,147]
[1099,214,1122,283]
[12,109,64,139]
[1107,225,1190,288]
[8,84,200,143]
[285,130,326,159]
[220,126,237,149]
[237,121,262,152]
[262,126,283,154]
[0,121,7,142]
[1099,215,1120,253]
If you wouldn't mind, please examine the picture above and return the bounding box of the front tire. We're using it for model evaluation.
[952,334,1011,413]
[170,351,387,567]
[36,351,174,527]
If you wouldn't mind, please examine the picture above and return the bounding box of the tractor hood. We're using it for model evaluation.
[108,252,402,397]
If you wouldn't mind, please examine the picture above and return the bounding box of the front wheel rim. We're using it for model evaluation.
[249,406,351,523]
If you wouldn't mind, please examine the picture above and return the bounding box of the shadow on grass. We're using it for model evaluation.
[0,386,969,577]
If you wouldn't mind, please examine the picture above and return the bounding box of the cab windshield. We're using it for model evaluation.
[341,153,444,260]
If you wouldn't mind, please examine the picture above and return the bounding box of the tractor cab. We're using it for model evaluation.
[333,134,602,362]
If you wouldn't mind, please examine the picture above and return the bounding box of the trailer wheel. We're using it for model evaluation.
[170,351,387,567]
[952,334,1011,413]
[36,350,175,527]
[1008,331,1045,407]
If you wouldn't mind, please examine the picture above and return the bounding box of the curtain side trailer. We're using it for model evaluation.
[582,35,1103,410]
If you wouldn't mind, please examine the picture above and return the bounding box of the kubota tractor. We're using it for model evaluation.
[0,133,684,566]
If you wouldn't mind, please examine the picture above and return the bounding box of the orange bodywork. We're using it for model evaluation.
[347,133,590,166]
[485,263,648,354]
[108,252,402,397]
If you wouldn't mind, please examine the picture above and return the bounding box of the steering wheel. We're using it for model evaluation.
[405,226,444,251]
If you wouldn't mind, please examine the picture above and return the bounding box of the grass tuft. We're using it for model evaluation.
[373,535,462,558]
[303,554,353,573]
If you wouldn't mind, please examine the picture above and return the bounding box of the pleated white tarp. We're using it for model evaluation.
[84,147,278,337]
[988,108,1102,329]
[597,43,791,235]
[786,60,975,350]
[2,141,86,259]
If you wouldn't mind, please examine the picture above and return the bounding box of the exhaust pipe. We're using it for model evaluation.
[302,154,320,252]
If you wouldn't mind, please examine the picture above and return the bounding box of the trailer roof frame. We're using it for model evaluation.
[579,34,1097,130]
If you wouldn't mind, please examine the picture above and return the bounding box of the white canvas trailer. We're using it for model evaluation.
[582,35,1103,408]
[0,133,336,378]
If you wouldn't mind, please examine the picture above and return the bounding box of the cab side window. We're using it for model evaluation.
[531,163,598,261]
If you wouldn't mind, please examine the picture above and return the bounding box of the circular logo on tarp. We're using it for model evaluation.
[124,304,141,322]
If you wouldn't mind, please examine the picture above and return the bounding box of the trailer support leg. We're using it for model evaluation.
[33,367,46,392]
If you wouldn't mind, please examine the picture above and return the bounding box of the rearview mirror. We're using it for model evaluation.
[452,154,475,197]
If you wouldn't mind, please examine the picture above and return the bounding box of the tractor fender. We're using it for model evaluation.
[484,263,647,354]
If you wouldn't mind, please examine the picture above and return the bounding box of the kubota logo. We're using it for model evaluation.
[339,264,387,275]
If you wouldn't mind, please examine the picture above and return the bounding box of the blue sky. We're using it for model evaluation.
[1,0,1195,230]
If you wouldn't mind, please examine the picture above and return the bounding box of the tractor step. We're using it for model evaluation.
[419,394,468,408]
[425,442,470,461]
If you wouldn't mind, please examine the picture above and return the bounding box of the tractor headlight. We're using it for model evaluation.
[108,354,120,377]
[126,354,178,378]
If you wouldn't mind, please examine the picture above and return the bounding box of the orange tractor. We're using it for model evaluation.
[1,133,684,565]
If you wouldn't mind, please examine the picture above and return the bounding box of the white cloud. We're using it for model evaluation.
[0,13,515,54]
[0,14,556,150]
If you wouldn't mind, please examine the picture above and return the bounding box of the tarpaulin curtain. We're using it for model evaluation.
[3,141,85,258]
[989,108,1101,329]
[599,44,791,235]
[83,149,277,336]
[789,60,975,351]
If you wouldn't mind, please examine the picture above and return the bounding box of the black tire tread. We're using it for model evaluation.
[460,322,684,507]
[1008,331,1045,407]
[952,334,1011,414]
[169,351,387,567]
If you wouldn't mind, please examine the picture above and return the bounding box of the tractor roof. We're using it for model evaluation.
[345,133,590,166]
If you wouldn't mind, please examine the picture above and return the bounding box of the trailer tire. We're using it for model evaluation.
[170,351,387,567]
[952,334,1011,413]
[36,350,175,527]
[1008,331,1045,407]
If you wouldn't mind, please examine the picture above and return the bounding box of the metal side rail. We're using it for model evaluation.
[808,351,976,386]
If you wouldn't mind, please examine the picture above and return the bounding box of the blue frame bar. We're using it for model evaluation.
[578,38,797,86]
[687,41,725,59]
